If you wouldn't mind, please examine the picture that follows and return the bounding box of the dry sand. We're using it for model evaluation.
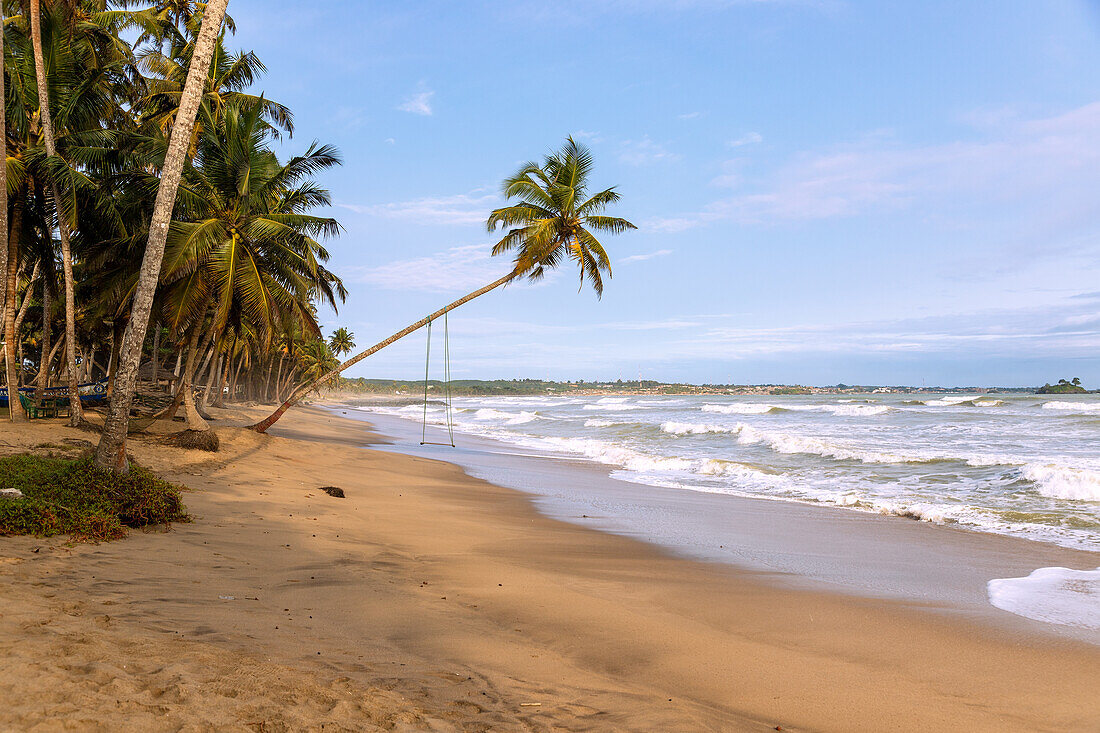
[1,405,1097,732]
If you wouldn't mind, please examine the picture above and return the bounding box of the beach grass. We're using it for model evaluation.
[0,454,189,541]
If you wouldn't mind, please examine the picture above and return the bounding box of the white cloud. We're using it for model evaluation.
[619,137,681,166]
[666,299,1100,360]
[397,88,434,116]
[573,129,603,142]
[727,131,763,147]
[339,191,497,225]
[346,244,513,293]
[619,249,673,263]
[652,101,1100,232]
[678,111,701,120]
[384,137,395,145]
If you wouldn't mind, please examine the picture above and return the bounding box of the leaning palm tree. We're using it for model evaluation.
[94,0,230,474]
[328,327,354,357]
[248,137,635,432]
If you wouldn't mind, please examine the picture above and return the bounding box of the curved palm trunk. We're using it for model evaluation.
[94,0,230,473]
[249,271,516,433]
[30,0,84,426]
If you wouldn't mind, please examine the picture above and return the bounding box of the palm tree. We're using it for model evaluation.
[29,0,87,424]
[0,5,17,423]
[328,327,354,357]
[158,101,343,343]
[248,137,635,432]
[94,0,230,474]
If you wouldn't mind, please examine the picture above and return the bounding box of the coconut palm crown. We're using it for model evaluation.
[487,137,636,298]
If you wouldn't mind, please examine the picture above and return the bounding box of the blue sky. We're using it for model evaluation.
[230,0,1100,386]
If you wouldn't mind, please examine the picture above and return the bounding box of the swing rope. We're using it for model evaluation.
[420,309,455,447]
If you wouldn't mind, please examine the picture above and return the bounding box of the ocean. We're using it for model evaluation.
[338,392,1100,633]
[355,392,1100,552]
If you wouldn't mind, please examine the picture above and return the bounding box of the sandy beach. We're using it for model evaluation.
[1,406,1098,732]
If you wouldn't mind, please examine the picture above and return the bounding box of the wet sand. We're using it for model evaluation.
[1,405,1098,732]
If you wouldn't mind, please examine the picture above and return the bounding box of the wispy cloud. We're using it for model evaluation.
[345,244,513,293]
[727,131,763,147]
[573,129,604,143]
[619,249,673,263]
[667,300,1100,359]
[619,137,681,166]
[678,111,701,120]
[397,87,434,116]
[339,191,497,225]
[652,101,1100,233]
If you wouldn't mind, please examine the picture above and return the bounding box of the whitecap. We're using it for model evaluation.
[472,408,538,425]
[1041,401,1100,413]
[583,418,632,428]
[701,403,776,415]
[660,421,732,435]
[1022,464,1100,501]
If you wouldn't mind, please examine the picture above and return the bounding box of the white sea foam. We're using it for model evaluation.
[820,404,892,416]
[1022,464,1100,501]
[343,392,1100,553]
[481,409,537,425]
[988,567,1100,629]
[540,436,696,473]
[583,418,632,428]
[918,395,982,406]
[661,421,732,435]
[701,403,776,415]
[1041,401,1100,413]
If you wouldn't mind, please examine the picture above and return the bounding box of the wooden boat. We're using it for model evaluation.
[0,379,109,408]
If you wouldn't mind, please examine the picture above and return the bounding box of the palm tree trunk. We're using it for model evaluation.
[249,271,516,433]
[262,354,275,401]
[198,348,220,411]
[107,319,124,391]
[94,0,231,472]
[0,6,7,370]
[180,330,210,431]
[3,226,21,423]
[213,355,229,408]
[273,353,285,401]
[30,0,84,426]
[229,353,243,403]
[36,276,51,397]
[150,326,160,389]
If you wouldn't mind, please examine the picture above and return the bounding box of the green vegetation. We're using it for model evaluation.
[0,454,189,541]
[248,138,636,432]
[1036,378,1088,394]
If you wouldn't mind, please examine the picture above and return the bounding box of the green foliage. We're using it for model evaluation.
[487,137,636,297]
[1036,379,1088,394]
[0,454,189,541]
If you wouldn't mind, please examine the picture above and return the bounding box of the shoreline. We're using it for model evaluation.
[1,406,1098,730]
[327,403,1100,637]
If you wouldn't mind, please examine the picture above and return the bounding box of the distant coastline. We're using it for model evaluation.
[326,377,1090,398]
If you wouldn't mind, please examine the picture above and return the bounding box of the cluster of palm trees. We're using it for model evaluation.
[0,2,349,462]
[1,1,636,473]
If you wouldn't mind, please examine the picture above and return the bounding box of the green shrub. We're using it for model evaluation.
[0,454,189,541]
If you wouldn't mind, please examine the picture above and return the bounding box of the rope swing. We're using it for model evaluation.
[420,309,455,447]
